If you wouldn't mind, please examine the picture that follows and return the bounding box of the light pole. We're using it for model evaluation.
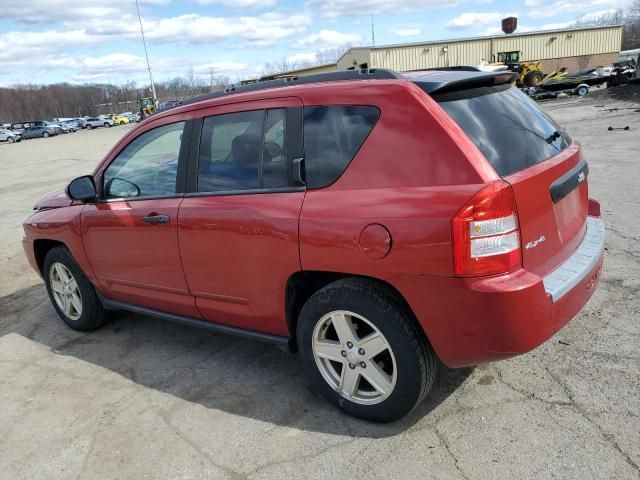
[135,0,157,104]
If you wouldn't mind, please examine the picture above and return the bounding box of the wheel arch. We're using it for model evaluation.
[33,239,67,275]
[285,271,429,353]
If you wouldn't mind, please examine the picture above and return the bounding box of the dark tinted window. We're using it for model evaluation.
[434,85,571,176]
[197,109,289,192]
[303,106,380,189]
[103,122,184,199]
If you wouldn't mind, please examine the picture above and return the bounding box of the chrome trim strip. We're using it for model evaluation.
[543,217,605,302]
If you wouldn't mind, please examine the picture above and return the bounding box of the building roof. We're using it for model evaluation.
[344,24,623,52]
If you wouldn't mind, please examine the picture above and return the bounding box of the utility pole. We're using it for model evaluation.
[135,0,157,103]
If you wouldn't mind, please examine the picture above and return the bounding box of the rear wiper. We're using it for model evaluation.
[545,130,562,144]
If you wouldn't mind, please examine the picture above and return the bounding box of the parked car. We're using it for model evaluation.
[0,128,22,143]
[41,121,63,134]
[52,122,72,133]
[61,120,80,131]
[73,118,87,129]
[21,126,58,139]
[157,100,181,112]
[10,122,31,133]
[22,69,604,422]
[110,115,129,125]
[85,117,114,129]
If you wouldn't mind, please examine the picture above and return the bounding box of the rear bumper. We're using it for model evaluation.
[392,216,605,368]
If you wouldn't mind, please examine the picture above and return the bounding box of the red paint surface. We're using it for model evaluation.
[359,224,392,260]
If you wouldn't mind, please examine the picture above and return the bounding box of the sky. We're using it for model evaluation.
[0,0,631,87]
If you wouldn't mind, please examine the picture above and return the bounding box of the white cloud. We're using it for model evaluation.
[195,0,278,6]
[528,0,631,18]
[286,52,320,65]
[294,29,362,48]
[1,0,170,24]
[390,27,422,37]
[135,13,311,46]
[446,12,518,30]
[307,0,463,19]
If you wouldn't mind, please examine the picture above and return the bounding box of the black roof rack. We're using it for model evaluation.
[178,68,402,107]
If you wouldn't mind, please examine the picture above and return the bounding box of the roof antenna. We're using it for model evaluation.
[371,13,375,47]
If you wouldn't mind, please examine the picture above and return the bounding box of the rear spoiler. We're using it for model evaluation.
[404,71,517,95]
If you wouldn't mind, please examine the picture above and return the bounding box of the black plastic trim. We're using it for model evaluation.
[550,159,589,203]
[100,296,292,350]
[410,71,517,95]
[175,119,193,194]
[185,117,203,193]
[97,194,183,204]
[183,186,305,198]
[286,107,304,186]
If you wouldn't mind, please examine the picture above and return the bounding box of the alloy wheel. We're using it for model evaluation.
[49,262,82,320]
[312,310,397,405]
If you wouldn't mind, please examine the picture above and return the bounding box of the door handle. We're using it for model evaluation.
[142,214,170,224]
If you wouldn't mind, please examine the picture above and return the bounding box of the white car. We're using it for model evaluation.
[0,128,22,143]
[85,117,114,129]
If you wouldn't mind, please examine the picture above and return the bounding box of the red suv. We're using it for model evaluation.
[23,69,604,422]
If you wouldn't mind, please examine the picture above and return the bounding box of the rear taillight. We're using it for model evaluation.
[452,181,522,276]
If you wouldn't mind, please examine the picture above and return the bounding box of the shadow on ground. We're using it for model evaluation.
[0,284,472,438]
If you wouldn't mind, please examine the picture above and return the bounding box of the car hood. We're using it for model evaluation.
[34,190,73,210]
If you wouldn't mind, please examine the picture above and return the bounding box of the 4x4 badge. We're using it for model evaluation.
[525,235,546,250]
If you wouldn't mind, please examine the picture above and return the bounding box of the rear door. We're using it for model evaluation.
[435,84,588,276]
[178,98,305,336]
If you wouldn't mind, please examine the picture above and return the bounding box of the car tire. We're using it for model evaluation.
[44,246,108,332]
[43,132,50,138]
[7,137,14,143]
[104,122,111,128]
[87,124,92,130]
[297,278,436,422]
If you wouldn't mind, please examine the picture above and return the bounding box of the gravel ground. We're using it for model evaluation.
[0,102,639,480]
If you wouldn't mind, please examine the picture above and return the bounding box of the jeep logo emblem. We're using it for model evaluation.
[577,171,586,183]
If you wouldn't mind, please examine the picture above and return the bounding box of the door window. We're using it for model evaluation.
[103,121,185,199]
[197,109,289,192]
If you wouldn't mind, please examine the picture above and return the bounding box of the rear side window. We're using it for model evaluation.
[433,85,571,176]
[197,109,290,192]
[303,106,380,189]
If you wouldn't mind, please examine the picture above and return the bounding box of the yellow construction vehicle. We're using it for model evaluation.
[138,97,156,119]
[495,51,544,87]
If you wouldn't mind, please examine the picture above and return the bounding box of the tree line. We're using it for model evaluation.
[0,72,230,124]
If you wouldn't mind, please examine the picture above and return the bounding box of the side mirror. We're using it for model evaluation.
[66,175,97,202]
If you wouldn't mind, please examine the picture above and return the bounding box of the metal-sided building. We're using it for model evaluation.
[335,25,622,74]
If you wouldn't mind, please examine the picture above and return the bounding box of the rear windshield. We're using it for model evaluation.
[432,84,571,176]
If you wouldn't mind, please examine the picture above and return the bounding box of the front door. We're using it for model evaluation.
[82,119,199,318]
[178,99,305,336]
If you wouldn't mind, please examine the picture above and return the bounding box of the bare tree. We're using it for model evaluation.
[0,71,239,123]
[572,4,640,49]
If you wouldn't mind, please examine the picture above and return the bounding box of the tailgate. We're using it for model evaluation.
[505,143,588,277]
